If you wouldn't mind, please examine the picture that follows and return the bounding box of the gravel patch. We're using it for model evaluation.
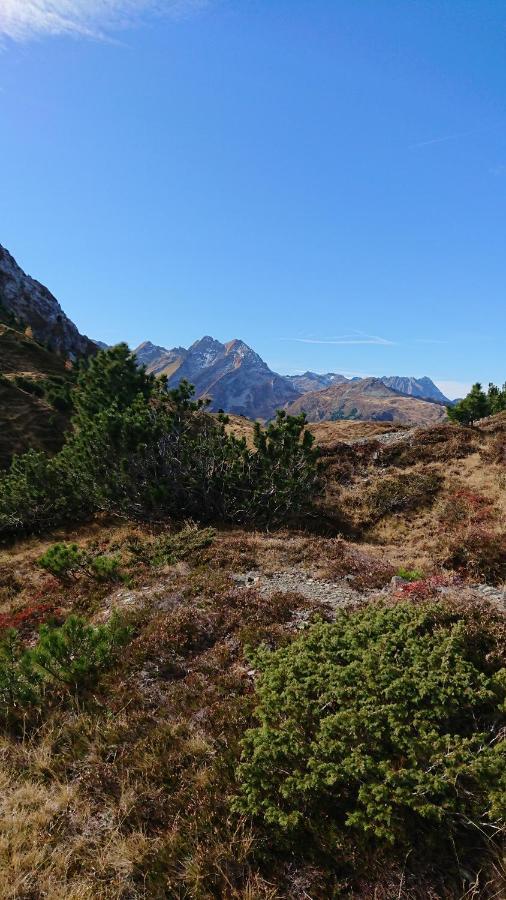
[233,568,365,611]
[349,427,418,448]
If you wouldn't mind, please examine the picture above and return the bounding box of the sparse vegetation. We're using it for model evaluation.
[442,526,506,584]
[0,357,505,897]
[396,566,424,581]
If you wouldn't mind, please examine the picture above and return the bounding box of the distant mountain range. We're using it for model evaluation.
[135,338,451,422]
[379,376,450,404]
[284,372,349,393]
[0,242,455,445]
[285,376,448,426]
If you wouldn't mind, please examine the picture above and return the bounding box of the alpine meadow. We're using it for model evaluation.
[0,3,505,899]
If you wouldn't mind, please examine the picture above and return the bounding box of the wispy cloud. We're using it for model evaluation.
[0,1,205,43]
[409,131,473,150]
[281,330,395,347]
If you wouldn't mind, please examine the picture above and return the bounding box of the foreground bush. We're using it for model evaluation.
[0,449,92,537]
[0,345,321,537]
[236,600,506,859]
[38,542,122,582]
[38,542,85,579]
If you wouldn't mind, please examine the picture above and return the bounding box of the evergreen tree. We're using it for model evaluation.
[73,343,156,425]
[447,382,490,425]
[487,381,506,414]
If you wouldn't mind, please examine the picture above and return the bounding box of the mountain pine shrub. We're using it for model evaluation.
[0,448,92,538]
[38,543,123,582]
[38,543,86,580]
[235,600,506,859]
[88,553,122,581]
[0,629,41,721]
[0,614,131,723]
[29,614,131,689]
[0,345,321,535]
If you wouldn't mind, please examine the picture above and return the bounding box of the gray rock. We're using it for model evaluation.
[0,244,96,359]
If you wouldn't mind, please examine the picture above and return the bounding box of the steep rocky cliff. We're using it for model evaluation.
[0,244,95,359]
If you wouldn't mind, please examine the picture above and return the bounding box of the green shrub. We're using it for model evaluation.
[149,524,216,566]
[0,629,40,720]
[0,346,321,536]
[236,601,506,858]
[396,567,424,582]
[38,543,123,582]
[38,543,86,580]
[89,554,122,581]
[29,614,131,689]
[0,614,131,721]
[0,448,92,538]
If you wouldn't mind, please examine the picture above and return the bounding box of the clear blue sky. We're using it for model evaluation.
[1,1,506,398]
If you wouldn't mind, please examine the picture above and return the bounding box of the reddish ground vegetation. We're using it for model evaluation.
[442,526,506,584]
[0,600,62,634]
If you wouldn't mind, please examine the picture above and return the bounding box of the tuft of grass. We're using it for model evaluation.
[396,567,424,582]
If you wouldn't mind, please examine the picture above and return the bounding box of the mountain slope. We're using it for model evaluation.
[286,377,448,425]
[135,336,301,420]
[0,244,95,358]
[380,375,450,404]
[0,376,68,468]
[135,340,187,377]
[0,325,71,467]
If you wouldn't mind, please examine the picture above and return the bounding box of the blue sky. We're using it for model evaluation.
[1,2,505,398]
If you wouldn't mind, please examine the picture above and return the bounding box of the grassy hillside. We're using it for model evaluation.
[0,378,67,467]
[0,325,71,466]
[0,414,504,897]
[0,324,67,376]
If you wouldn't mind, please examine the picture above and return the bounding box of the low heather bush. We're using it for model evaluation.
[367,471,442,519]
[443,526,506,584]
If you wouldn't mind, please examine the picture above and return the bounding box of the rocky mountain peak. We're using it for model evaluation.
[0,244,95,359]
[380,375,450,404]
